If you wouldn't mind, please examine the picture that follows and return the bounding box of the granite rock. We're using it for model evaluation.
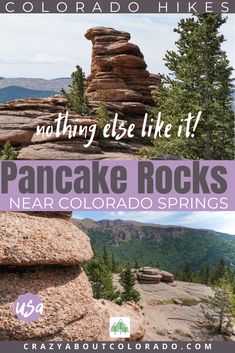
[0,212,93,265]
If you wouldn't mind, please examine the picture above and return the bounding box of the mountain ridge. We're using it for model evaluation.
[0,86,58,103]
[73,217,235,239]
[72,218,235,272]
[0,77,71,91]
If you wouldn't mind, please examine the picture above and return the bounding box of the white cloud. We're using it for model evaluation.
[0,54,76,65]
[0,14,234,78]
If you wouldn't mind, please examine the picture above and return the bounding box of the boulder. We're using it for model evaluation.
[137,273,162,284]
[139,267,161,275]
[136,267,174,284]
[0,266,93,339]
[0,212,145,341]
[44,303,103,341]
[160,271,175,283]
[0,212,93,265]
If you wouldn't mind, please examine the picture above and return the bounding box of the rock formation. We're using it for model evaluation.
[0,96,105,160]
[137,267,174,284]
[85,27,159,133]
[0,212,144,340]
[0,27,159,160]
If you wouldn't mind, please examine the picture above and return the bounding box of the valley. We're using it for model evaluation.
[73,218,235,273]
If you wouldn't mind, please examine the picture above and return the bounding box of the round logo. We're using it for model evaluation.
[13,293,43,322]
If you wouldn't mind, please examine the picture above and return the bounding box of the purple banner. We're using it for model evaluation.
[0,0,234,14]
[0,160,234,211]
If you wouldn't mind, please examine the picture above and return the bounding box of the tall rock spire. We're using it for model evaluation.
[85,27,159,127]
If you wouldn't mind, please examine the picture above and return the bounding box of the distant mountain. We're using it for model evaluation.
[73,218,235,273]
[0,86,58,103]
[0,77,71,91]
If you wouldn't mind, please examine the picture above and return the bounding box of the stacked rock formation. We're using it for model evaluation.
[85,27,160,133]
[137,267,174,284]
[0,212,144,340]
[0,27,159,159]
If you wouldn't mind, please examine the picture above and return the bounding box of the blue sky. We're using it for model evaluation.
[0,14,234,78]
[73,211,235,235]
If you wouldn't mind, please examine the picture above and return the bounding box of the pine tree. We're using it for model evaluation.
[0,141,17,160]
[212,259,226,283]
[62,65,89,114]
[120,265,140,303]
[111,253,118,273]
[199,263,212,285]
[182,262,193,282]
[102,245,110,270]
[155,260,162,269]
[85,257,119,301]
[152,14,234,160]
[201,277,233,334]
[134,258,140,269]
[97,100,110,130]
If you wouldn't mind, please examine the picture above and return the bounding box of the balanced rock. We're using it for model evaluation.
[0,27,160,158]
[85,27,160,126]
[139,266,161,275]
[0,212,145,341]
[137,272,162,284]
[137,267,174,284]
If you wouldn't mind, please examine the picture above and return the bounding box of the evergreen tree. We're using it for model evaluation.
[120,265,141,303]
[196,262,212,285]
[213,259,226,282]
[201,277,233,334]
[85,257,119,301]
[152,14,234,160]
[134,258,140,269]
[182,262,193,282]
[102,245,110,270]
[0,141,17,160]
[111,253,118,273]
[97,99,110,130]
[155,260,162,269]
[62,65,89,114]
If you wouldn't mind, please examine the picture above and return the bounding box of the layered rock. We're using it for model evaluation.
[0,212,144,341]
[137,267,174,284]
[0,27,159,159]
[85,27,160,129]
[0,212,93,265]
[0,96,140,160]
[0,95,103,159]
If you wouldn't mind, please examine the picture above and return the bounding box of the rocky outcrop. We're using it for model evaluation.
[0,27,159,159]
[0,212,93,265]
[0,212,144,341]
[0,95,102,158]
[160,270,175,283]
[85,27,159,130]
[0,95,141,160]
[137,267,174,284]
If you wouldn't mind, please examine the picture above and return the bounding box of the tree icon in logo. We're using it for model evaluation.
[111,319,129,334]
[109,316,130,338]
